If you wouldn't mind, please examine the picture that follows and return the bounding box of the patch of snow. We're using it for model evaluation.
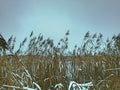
[54,83,64,89]
[68,81,93,90]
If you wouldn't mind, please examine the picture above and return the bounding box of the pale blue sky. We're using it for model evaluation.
[0,0,120,50]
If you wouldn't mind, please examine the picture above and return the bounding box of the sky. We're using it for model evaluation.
[0,0,120,50]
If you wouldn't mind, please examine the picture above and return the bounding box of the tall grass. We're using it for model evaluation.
[0,31,120,90]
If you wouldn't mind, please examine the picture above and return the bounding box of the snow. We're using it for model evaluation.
[68,81,93,90]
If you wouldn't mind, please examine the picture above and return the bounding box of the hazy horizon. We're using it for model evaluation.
[0,0,120,50]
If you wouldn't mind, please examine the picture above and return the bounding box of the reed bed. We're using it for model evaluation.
[0,31,120,90]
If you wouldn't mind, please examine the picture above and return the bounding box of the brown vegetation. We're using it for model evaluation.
[0,31,120,90]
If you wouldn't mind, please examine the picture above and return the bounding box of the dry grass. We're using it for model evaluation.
[0,31,120,90]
